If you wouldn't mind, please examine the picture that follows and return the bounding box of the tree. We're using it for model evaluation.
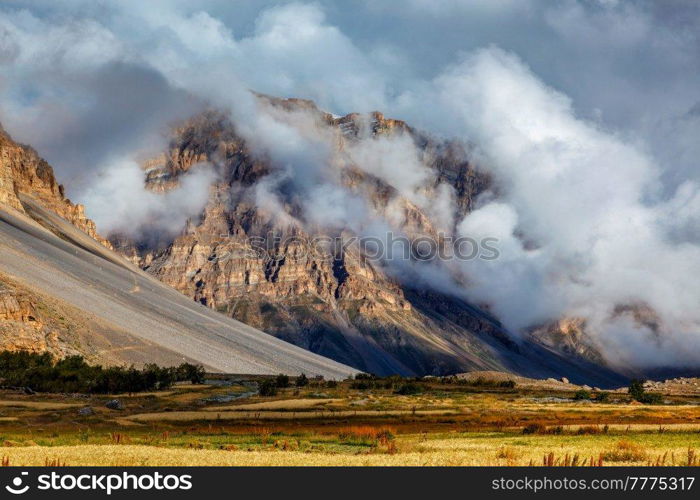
[573,389,591,400]
[259,379,277,396]
[275,374,290,388]
[628,379,645,401]
[295,373,309,387]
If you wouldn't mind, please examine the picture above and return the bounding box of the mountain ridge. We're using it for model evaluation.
[110,98,627,384]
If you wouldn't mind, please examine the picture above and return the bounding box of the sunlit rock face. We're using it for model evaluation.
[108,97,620,383]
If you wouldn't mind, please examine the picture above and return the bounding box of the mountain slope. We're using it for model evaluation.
[113,100,626,385]
[0,125,356,378]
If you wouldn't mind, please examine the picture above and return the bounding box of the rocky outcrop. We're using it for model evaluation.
[527,318,607,366]
[0,124,110,246]
[107,100,625,381]
[0,279,71,356]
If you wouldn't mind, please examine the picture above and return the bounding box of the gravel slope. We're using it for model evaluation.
[0,198,356,379]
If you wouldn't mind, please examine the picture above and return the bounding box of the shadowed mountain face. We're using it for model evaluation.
[110,98,626,385]
[0,125,356,379]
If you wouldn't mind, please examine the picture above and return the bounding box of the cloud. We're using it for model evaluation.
[437,47,700,367]
[0,1,699,370]
[80,158,216,243]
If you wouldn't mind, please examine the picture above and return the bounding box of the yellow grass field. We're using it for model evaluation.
[2,433,700,466]
[0,375,699,466]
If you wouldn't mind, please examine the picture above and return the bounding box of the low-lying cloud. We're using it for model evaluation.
[0,1,698,370]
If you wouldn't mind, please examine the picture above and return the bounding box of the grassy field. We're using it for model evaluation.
[0,375,699,466]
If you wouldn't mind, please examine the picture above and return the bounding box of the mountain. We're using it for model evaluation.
[0,124,356,379]
[112,97,625,385]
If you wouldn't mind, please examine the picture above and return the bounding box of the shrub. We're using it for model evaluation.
[258,379,278,397]
[577,425,604,435]
[522,423,547,435]
[295,373,309,387]
[350,380,373,390]
[573,389,591,401]
[176,363,206,384]
[275,374,290,388]
[394,383,422,395]
[594,391,610,403]
[325,380,338,389]
[628,379,663,404]
[637,392,663,405]
[0,350,203,393]
[628,379,646,400]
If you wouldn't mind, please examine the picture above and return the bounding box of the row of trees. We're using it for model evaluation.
[0,350,205,394]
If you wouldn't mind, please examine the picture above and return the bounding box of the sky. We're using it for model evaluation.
[0,0,699,369]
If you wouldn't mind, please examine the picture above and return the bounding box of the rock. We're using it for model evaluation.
[546,378,557,383]
[560,377,569,384]
[78,406,94,416]
[22,386,35,395]
[105,399,124,411]
[0,125,110,246]
[582,385,592,390]
[108,108,531,378]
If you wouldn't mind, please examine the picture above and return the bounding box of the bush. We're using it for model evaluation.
[275,374,290,388]
[350,380,373,390]
[522,423,547,435]
[0,350,204,394]
[295,373,309,387]
[258,379,278,396]
[176,363,206,384]
[573,389,591,401]
[325,380,338,389]
[594,391,610,403]
[628,379,663,404]
[628,379,645,400]
[637,392,663,405]
[394,383,422,395]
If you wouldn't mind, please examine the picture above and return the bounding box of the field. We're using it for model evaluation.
[0,374,699,466]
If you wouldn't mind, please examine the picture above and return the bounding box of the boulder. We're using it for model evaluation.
[78,406,94,416]
[105,399,124,410]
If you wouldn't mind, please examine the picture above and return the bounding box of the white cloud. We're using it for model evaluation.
[0,1,699,369]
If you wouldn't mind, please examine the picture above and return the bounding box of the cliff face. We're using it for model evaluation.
[0,123,115,357]
[0,125,109,246]
[110,99,617,381]
[0,278,77,357]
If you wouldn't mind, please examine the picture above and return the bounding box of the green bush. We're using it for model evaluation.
[628,379,663,404]
[594,391,610,403]
[0,350,204,393]
[628,379,645,400]
[350,380,373,390]
[275,374,290,388]
[259,379,278,396]
[637,392,663,405]
[295,373,309,387]
[573,389,591,400]
[394,383,422,395]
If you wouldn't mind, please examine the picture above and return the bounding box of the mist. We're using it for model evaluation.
[0,1,698,370]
